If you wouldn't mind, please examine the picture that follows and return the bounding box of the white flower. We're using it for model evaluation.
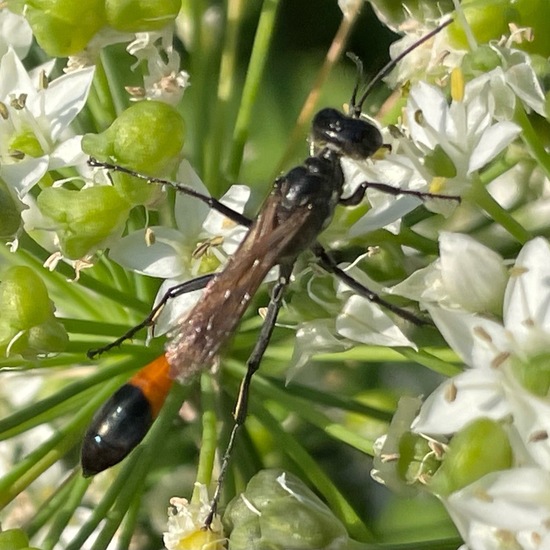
[346,70,521,236]
[476,44,547,118]
[127,30,190,104]
[0,8,32,60]
[109,159,249,335]
[163,484,225,550]
[410,237,550,471]
[405,78,520,183]
[392,232,508,315]
[0,49,94,198]
[444,468,550,550]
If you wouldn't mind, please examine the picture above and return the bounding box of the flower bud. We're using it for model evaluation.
[105,0,181,32]
[37,186,131,259]
[429,418,513,497]
[0,179,22,238]
[82,101,185,206]
[0,266,68,357]
[0,528,40,550]
[224,470,351,550]
[447,0,550,57]
[7,0,106,57]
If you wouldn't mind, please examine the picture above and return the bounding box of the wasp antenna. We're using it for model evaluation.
[346,52,364,114]
[352,17,454,117]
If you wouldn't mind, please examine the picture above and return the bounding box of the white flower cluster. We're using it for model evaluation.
[367,22,550,550]
[387,234,550,549]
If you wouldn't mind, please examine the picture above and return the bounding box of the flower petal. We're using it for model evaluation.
[412,369,510,435]
[439,232,507,314]
[504,237,550,338]
[336,295,416,348]
[468,121,520,174]
[109,227,188,278]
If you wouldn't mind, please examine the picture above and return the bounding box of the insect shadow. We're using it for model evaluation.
[84,18,458,527]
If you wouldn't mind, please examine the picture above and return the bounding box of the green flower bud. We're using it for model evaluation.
[0,266,68,357]
[1,266,52,327]
[448,0,550,57]
[0,528,40,550]
[0,179,22,238]
[429,418,513,497]
[224,470,351,550]
[9,0,106,57]
[37,186,131,259]
[82,101,186,206]
[105,0,181,32]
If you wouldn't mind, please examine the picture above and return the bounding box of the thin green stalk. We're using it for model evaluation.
[25,471,82,537]
[64,447,145,550]
[266,376,393,421]
[465,175,531,244]
[90,459,149,550]
[188,0,221,179]
[0,378,121,508]
[515,102,550,181]
[0,385,108,441]
[225,360,375,455]
[204,0,245,193]
[226,0,282,181]
[116,493,142,550]
[87,55,118,130]
[99,47,132,117]
[194,372,218,498]
[41,475,92,550]
[0,357,136,436]
[397,348,463,377]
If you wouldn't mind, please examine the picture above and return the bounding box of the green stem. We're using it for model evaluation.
[194,372,219,499]
[204,0,245,194]
[515,102,550,181]
[466,174,531,244]
[226,0,282,181]
[226,360,375,455]
[99,47,131,117]
[397,348,462,377]
[41,475,92,550]
[188,0,220,179]
[0,378,121,509]
[117,494,142,550]
[25,471,82,538]
[0,357,136,436]
[64,447,145,550]
[87,55,118,130]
